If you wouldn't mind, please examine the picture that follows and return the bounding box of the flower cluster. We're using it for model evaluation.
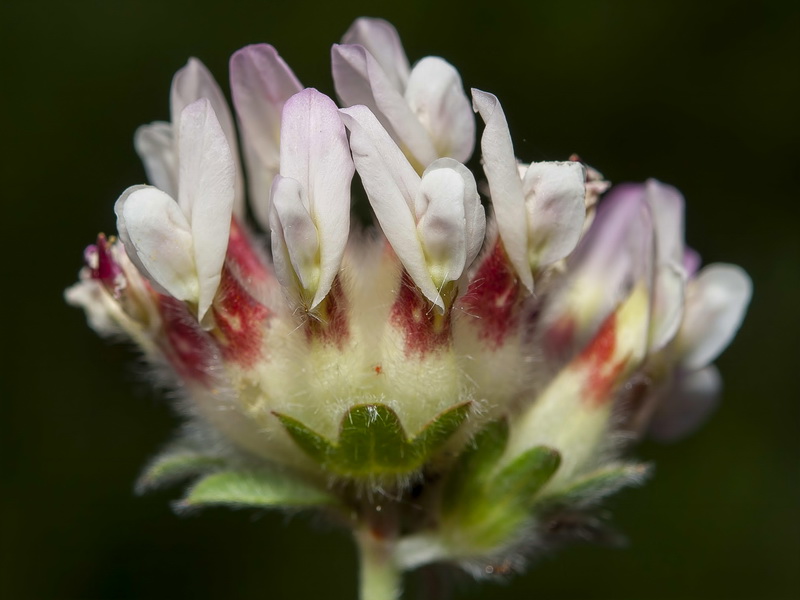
[67,17,751,596]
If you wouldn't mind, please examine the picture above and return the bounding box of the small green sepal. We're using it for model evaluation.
[336,403,410,473]
[273,413,335,466]
[275,401,472,478]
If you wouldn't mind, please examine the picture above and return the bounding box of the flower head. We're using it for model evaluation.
[66,17,752,596]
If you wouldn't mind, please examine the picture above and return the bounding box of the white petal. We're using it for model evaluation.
[643,180,690,350]
[416,167,467,287]
[645,179,685,264]
[679,263,752,370]
[649,366,721,442]
[279,89,353,308]
[115,185,197,302]
[521,161,587,269]
[230,44,303,229]
[269,175,320,298]
[331,45,404,136]
[177,98,236,320]
[423,158,485,269]
[471,89,531,291]
[134,121,178,197]
[339,105,420,210]
[339,106,439,308]
[332,44,437,169]
[170,57,244,217]
[341,17,410,92]
[405,57,475,163]
[650,261,686,351]
[114,184,158,288]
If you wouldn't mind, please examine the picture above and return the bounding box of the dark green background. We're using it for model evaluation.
[2,1,798,598]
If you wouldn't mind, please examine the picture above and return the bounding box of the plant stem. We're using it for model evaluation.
[356,527,401,600]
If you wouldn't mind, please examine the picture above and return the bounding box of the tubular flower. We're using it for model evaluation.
[66,17,752,599]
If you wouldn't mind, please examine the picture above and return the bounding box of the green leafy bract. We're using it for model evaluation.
[136,442,227,493]
[137,436,339,514]
[491,446,562,508]
[440,419,562,553]
[540,462,650,509]
[441,419,509,510]
[179,469,339,510]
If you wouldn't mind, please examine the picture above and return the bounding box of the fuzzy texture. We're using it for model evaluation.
[66,17,752,592]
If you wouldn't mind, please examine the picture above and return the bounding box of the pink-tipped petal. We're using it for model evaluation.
[230,44,303,229]
[171,57,244,217]
[176,98,236,320]
[542,188,655,354]
[649,366,722,442]
[332,44,436,168]
[134,121,178,197]
[679,263,752,370]
[405,57,475,163]
[279,89,353,309]
[341,17,410,92]
[570,184,654,293]
[645,179,685,265]
[472,89,531,291]
[684,247,701,277]
[589,180,686,352]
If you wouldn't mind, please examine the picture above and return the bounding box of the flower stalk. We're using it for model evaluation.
[356,504,402,600]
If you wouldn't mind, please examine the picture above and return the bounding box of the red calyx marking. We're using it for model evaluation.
[544,314,577,361]
[226,218,270,283]
[213,267,270,367]
[459,241,521,349]
[86,234,124,295]
[158,296,216,384]
[577,313,626,407]
[390,272,450,355]
[306,276,349,347]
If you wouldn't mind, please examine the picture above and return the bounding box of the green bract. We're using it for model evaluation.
[275,402,472,478]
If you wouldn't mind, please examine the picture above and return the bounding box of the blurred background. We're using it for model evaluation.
[2,1,798,598]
